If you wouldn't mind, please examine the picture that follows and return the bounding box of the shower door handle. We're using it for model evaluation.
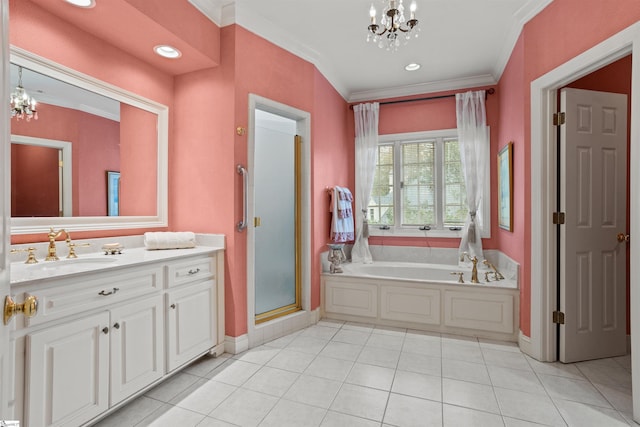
[237,164,248,232]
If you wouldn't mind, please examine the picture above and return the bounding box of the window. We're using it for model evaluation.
[368,129,490,237]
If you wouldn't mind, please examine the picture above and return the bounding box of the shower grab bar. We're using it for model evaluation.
[237,164,248,232]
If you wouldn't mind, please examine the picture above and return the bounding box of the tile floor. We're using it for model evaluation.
[94,320,636,427]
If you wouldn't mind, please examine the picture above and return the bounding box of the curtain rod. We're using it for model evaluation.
[349,87,495,110]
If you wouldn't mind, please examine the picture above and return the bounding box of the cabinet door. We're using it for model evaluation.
[26,311,109,427]
[166,280,216,371]
[110,294,164,405]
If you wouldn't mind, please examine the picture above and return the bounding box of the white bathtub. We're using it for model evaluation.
[321,260,519,341]
[340,261,518,288]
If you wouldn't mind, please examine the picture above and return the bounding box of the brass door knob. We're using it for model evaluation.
[3,294,38,325]
[617,233,630,243]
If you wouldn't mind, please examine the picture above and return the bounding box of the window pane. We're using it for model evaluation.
[444,139,467,224]
[369,144,394,225]
[401,141,435,225]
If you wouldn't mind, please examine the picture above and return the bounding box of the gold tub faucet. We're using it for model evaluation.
[483,259,504,280]
[460,252,480,283]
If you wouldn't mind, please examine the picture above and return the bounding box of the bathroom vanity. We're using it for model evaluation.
[7,244,225,427]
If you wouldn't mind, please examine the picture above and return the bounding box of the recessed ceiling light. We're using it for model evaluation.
[64,0,96,8]
[405,63,421,71]
[154,45,182,59]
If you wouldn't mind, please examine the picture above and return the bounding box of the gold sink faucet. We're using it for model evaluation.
[46,228,68,261]
[460,252,479,283]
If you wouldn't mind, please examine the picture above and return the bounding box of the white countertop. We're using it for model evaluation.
[11,245,224,286]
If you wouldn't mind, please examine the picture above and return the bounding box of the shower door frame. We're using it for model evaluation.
[246,94,312,343]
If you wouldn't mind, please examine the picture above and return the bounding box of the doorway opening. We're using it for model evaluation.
[529,22,640,421]
[556,63,630,363]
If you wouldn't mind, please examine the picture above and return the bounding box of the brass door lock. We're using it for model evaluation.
[4,294,38,325]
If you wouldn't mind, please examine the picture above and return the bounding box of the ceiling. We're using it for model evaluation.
[13,0,553,111]
[191,0,553,102]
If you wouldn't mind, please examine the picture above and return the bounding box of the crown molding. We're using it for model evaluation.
[188,0,234,27]
[347,74,497,103]
[492,0,554,82]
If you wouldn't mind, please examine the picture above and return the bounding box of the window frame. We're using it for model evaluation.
[368,129,491,239]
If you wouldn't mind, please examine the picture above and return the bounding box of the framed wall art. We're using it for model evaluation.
[107,170,120,216]
[498,142,513,231]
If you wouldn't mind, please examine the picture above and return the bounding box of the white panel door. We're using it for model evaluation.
[110,295,164,405]
[26,311,110,427]
[560,88,628,363]
[0,0,11,419]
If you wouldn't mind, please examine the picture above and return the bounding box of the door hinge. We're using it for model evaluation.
[59,160,64,168]
[552,212,565,225]
[553,311,565,324]
[553,112,566,126]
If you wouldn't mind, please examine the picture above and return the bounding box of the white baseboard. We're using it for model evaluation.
[518,330,534,359]
[224,334,249,355]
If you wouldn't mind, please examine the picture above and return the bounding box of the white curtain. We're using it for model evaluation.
[456,90,488,261]
[351,102,379,264]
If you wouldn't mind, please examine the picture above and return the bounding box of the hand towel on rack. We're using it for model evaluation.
[330,186,354,243]
[144,231,196,250]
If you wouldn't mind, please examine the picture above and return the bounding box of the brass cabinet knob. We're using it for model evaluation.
[102,327,109,334]
[113,322,120,329]
[4,294,38,325]
[170,304,176,309]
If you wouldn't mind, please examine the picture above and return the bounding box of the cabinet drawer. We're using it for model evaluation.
[166,256,214,288]
[26,267,162,327]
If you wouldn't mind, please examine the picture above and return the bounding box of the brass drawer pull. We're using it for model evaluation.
[188,268,200,275]
[98,287,119,296]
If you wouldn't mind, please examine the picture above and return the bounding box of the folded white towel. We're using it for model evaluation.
[144,232,196,250]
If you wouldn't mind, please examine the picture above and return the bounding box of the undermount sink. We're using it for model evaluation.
[11,256,119,282]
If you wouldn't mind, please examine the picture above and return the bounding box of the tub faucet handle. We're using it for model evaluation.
[450,272,464,283]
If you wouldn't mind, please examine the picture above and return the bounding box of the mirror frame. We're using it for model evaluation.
[9,46,169,235]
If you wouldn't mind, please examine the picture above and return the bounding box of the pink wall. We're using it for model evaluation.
[119,104,158,216]
[498,0,640,337]
[312,69,352,309]
[171,25,350,337]
[172,25,237,334]
[11,103,120,217]
[10,0,173,243]
[497,33,528,333]
[11,144,59,217]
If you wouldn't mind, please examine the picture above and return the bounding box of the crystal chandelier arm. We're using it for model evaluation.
[368,24,388,36]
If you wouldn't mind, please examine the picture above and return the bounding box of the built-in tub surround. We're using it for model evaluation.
[321,246,519,342]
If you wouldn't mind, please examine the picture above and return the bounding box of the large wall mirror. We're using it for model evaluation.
[10,47,168,235]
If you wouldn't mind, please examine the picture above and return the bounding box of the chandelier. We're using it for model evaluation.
[10,66,38,121]
[367,0,419,51]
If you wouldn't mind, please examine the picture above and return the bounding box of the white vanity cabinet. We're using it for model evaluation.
[26,311,110,427]
[11,247,224,427]
[109,294,164,404]
[27,294,165,427]
[165,256,217,371]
